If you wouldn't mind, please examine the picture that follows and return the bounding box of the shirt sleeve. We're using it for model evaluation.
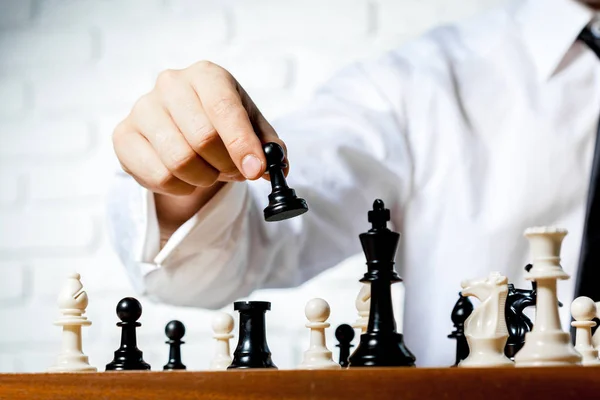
[107,52,414,309]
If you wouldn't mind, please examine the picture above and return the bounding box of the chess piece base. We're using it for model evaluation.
[577,348,600,366]
[459,335,513,368]
[48,354,97,373]
[515,331,582,367]
[227,353,277,369]
[348,332,415,367]
[209,356,233,370]
[298,349,341,370]
[106,349,151,371]
[264,196,308,222]
[163,362,186,370]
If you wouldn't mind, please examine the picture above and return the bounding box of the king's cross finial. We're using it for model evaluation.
[368,199,390,230]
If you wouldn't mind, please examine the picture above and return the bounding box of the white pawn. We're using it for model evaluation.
[48,273,96,372]
[352,284,370,334]
[571,297,600,365]
[209,312,234,370]
[298,298,341,370]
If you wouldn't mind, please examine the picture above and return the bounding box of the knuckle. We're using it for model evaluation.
[132,93,154,115]
[194,60,216,71]
[153,170,178,192]
[166,150,198,173]
[211,96,241,118]
[192,126,219,153]
[111,122,126,145]
[155,69,180,89]
[192,60,228,77]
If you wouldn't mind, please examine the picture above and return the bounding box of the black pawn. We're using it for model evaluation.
[262,142,308,222]
[335,324,355,367]
[348,199,416,367]
[447,292,473,367]
[105,297,151,371]
[163,320,186,370]
[227,301,277,369]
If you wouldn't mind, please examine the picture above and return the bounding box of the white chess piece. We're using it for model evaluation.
[209,312,234,370]
[459,271,514,368]
[571,297,600,366]
[352,284,370,334]
[298,298,341,369]
[48,273,96,372]
[514,227,582,366]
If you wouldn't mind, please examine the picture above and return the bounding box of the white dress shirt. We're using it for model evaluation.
[108,0,600,366]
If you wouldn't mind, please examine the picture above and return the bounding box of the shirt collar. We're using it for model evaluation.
[517,0,595,81]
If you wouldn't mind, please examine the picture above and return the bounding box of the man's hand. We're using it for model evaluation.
[113,60,285,194]
[112,61,286,238]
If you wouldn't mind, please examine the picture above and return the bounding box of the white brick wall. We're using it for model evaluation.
[0,0,506,372]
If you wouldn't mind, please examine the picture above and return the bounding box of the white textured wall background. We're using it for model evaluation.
[0,0,506,372]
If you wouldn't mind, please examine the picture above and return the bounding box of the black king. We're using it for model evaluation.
[348,199,416,367]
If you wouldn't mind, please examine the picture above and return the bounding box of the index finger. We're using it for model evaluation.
[191,71,265,181]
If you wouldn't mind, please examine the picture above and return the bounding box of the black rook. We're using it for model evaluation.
[228,301,277,369]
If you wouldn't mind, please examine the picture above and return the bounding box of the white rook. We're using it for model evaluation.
[514,227,581,366]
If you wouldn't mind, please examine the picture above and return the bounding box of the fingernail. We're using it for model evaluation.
[241,154,262,179]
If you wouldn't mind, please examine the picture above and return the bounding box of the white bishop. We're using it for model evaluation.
[48,273,96,372]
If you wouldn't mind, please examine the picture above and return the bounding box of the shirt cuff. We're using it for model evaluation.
[138,182,250,274]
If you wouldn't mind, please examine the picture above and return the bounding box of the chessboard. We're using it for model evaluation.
[1,200,599,400]
[0,367,598,400]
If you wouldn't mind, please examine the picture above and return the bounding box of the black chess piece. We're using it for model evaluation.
[504,264,536,359]
[105,297,151,371]
[262,142,308,222]
[348,199,416,367]
[335,324,355,367]
[227,301,277,369]
[447,292,473,367]
[163,320,186,370]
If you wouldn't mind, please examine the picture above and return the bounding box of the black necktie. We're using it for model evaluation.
[575,26,600,303]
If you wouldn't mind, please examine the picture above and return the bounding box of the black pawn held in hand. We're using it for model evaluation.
[348,199,416,367]
[262,142,308,222]
[448,292,474,366]
[228,301,277,369]
[105,297,151,371]
[163,320,186,370]
[335,324,355,368]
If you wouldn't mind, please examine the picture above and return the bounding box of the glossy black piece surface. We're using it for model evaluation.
[163,320,186,370]
[335,324,355,368]
[447,293,474,367]
[504,264,536,360]
[228,301,277,369]
[348,200,416,367]
[106,297,151,371]
[262,142,308,222]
